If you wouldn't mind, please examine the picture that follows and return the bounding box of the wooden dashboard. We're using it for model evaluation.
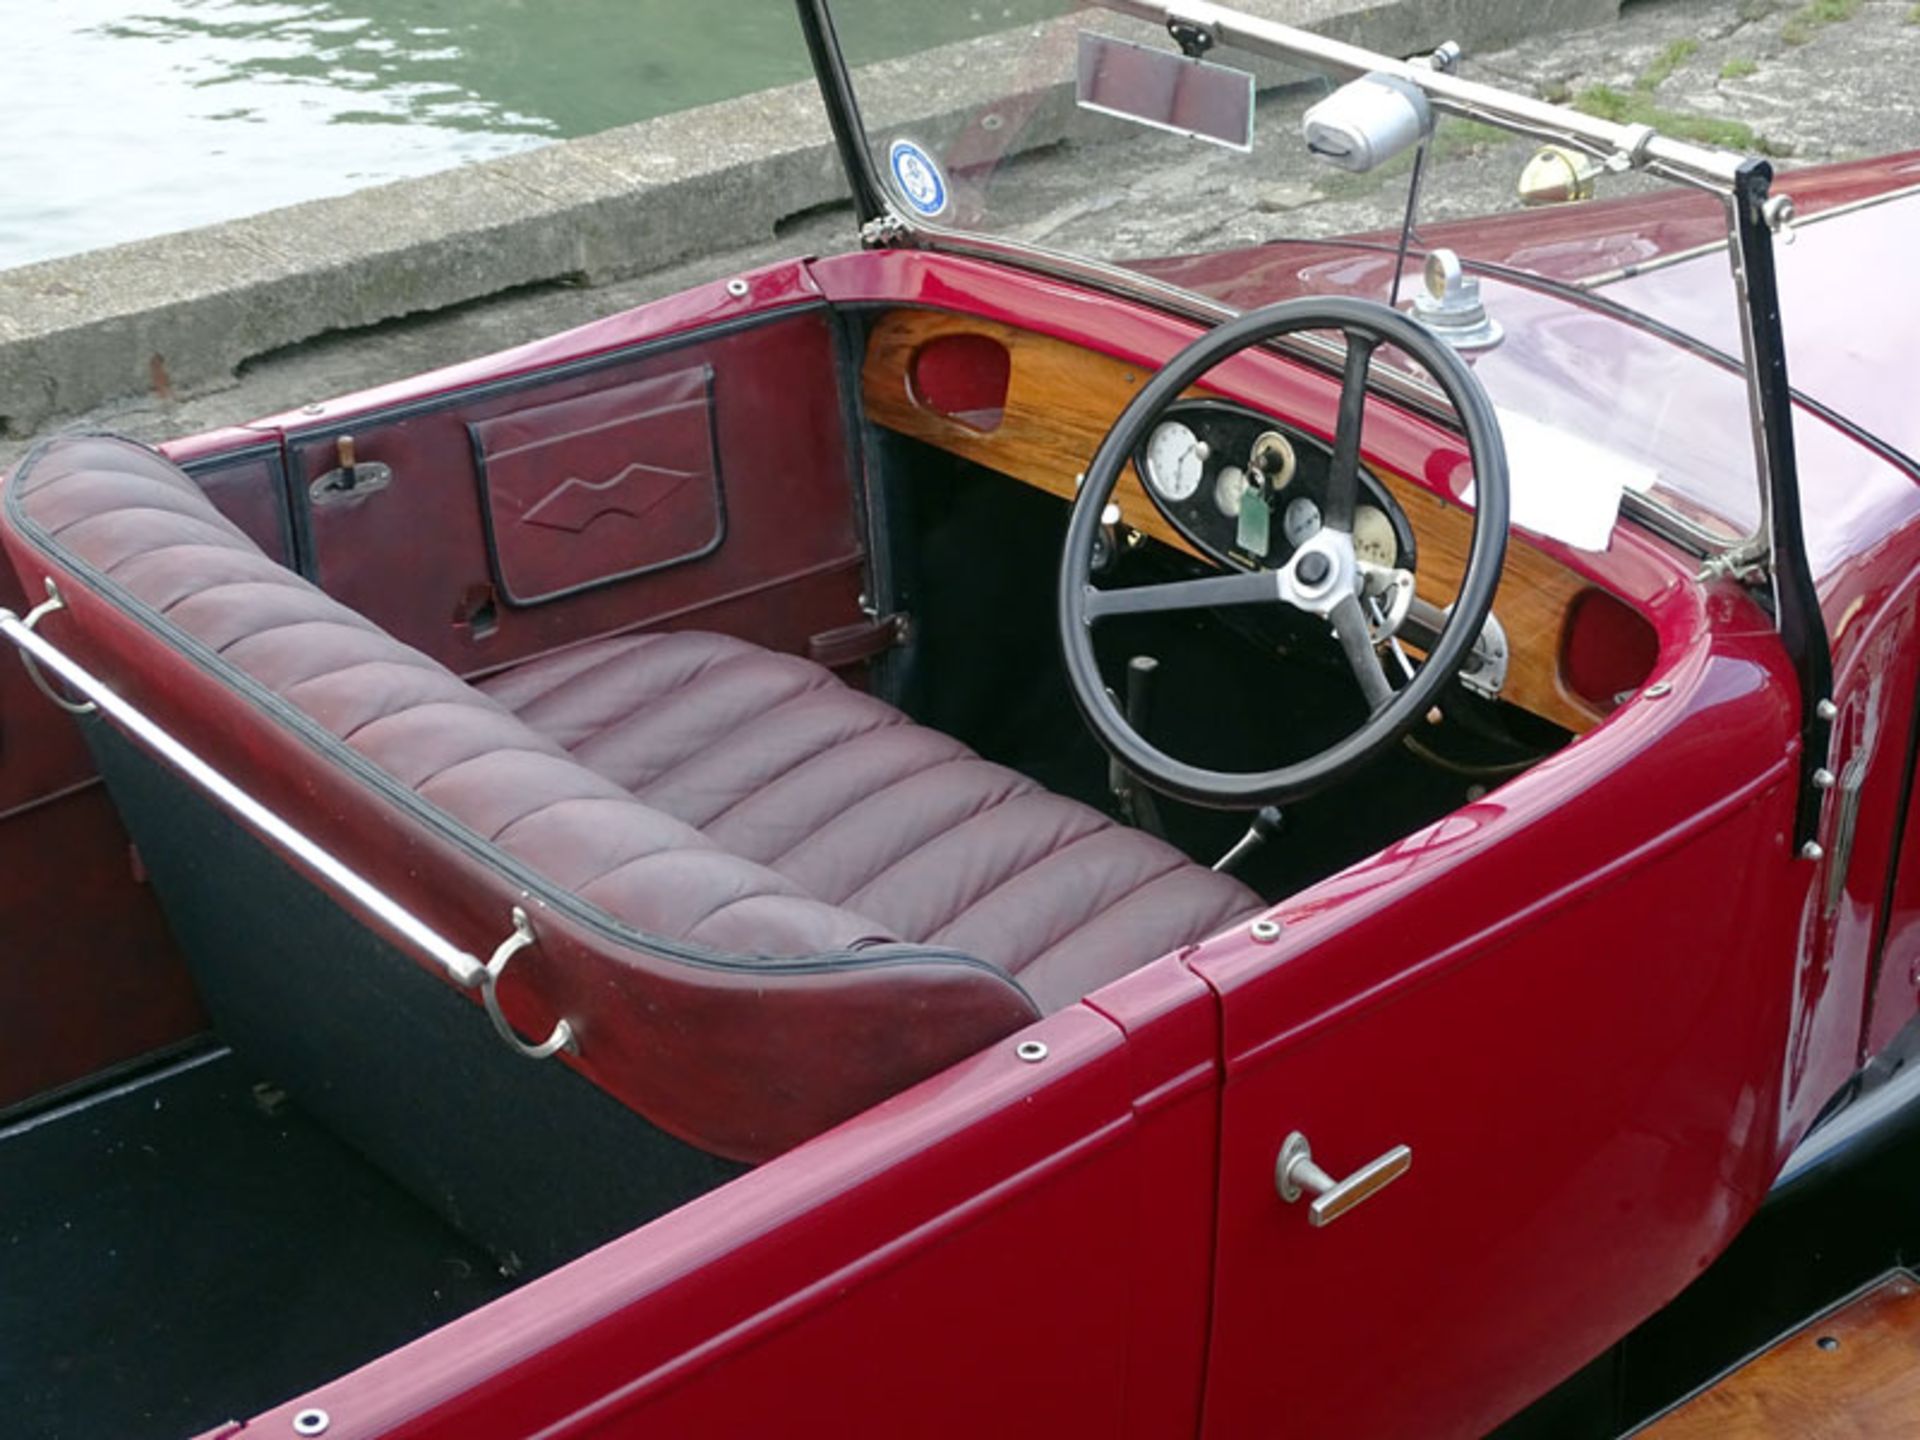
[860,308,1606,735]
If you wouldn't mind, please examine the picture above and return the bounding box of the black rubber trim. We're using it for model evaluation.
[1058,295,1509,810]
[2,439,1040,1010]
[795,0,888,226]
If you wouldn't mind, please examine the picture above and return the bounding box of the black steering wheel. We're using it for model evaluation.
[1058,296,1510,810]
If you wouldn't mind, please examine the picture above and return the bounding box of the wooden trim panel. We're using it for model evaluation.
[1641,1272,1920,1437]
[861,308,1604,734]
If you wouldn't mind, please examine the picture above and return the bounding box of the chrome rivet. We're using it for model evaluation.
[725,278,750,298]
[292,1411,331,1437]
[1015,1040,1048,1063]
[1250,918,1283,943]
[1800,840,1825,862]
[301,402,325,416]
[1643,681,1673,699]
[1812,767,1837,789]
[1817,698,1839,721]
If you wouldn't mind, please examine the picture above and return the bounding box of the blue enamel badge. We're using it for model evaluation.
[887,139,949,218]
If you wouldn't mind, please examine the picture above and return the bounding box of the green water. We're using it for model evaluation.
[1,0,1053,270]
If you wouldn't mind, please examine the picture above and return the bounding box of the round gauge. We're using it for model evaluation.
[1213,465,1250,518]
[1145,421,1207,502]
[1283,495,1322,549]
[1249,431,1297,490]
[1353,505,1398,567]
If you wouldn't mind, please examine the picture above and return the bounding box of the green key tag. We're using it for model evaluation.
[1237,487,1272,557]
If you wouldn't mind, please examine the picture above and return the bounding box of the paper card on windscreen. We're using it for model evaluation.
[1458,408,1658,552]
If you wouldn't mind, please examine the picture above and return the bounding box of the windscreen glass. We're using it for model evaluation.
[824,1,1766,548]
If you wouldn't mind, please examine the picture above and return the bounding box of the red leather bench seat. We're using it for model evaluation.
[479,632,1257,1013]
[1,435,1258,1162]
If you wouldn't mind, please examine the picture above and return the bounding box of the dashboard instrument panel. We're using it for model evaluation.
[860,307,1608,734]
[1137,401,1416,576]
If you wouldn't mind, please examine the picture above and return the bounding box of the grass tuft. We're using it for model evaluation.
[1637,38,1700,91]
[1572,85,1760,150]
[1783,0,1863,43]
[1720,55,1758,78]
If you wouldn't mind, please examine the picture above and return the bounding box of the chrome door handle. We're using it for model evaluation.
[1276,1131,1412,1227]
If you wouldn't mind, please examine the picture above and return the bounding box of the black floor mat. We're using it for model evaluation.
[0,1049,514,1440]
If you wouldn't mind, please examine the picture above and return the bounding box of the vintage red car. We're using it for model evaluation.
[5,2,1919,1436]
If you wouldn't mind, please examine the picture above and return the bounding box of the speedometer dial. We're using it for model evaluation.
[1353,505,1398,566]
[1145,421,1207,502]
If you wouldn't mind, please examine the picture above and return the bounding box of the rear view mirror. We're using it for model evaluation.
[1076,32,1255,152]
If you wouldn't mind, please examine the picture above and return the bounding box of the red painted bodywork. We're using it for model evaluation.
[0,510,202,1109]
[8,156,1920,1438]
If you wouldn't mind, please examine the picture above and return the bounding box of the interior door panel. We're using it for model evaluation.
[187,444,296,568]
[286,308,867,680]
[470,364,725,605]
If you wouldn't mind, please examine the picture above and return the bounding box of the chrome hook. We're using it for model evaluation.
[480,906,575,1061]
[15,579,96,715]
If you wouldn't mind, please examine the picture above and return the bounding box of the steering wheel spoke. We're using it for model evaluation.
[1322,331,1380,535]
[1330,592,1395,714]
[1084,567,1279,622]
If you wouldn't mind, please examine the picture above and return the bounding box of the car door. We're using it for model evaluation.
[1188,581,1815,1438]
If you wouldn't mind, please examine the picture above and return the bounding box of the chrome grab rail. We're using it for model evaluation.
[0,584,574,1061]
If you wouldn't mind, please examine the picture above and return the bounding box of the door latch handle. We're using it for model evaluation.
[1276,1131,1412,1226]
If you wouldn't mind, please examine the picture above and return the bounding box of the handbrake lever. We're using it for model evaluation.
[1110,655,1167,839]
[1214,806,1284,875]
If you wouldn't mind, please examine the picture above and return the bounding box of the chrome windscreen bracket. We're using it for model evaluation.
[1457,610,1509,700]
[1604,122,1657,173]
[859,212,911,249]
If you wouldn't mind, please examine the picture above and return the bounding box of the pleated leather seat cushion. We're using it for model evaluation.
[479,632,1261,1012]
